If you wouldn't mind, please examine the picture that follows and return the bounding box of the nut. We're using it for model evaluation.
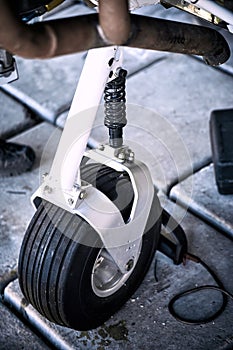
[79,191,87,200]
[117,152,125,160]
[127,151,135,162]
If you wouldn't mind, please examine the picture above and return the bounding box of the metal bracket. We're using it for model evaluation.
[32,145,155,274]
[0,49,18,85]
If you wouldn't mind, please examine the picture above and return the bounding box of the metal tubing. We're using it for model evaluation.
[0,1,101,58]
[129,15,230,66]
[98,0,131,45]
[0,1,56,59]
[0,1,230,65]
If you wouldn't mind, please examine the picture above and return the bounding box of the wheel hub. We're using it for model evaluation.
[91,247,138,297]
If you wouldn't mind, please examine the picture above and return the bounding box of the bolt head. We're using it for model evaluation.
[68,198,74,206]
[42,172,49,181]
[79,191,87,200]
[44,185,53,194]
[98,144,105,151]
[125,259,134,272]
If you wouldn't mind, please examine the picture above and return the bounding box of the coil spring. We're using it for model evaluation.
[104,69,127,130]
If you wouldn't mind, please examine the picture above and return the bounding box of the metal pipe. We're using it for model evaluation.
[98,0,131,45]
[129,15,230,66]
[43,14,229,66]
[0,1,230,66]
[0,1,57,58]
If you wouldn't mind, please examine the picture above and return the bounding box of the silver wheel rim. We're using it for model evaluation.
[91,245,141,298]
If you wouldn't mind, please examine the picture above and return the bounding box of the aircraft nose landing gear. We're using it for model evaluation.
[18,47,162,331]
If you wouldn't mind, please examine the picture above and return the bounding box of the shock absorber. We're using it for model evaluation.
[104,68,127,148]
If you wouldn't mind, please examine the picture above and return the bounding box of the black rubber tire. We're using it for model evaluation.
[18,163,161,330]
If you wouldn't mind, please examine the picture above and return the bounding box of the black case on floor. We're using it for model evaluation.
[210,109,233,194]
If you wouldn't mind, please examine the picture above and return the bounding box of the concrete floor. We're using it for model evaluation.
[0,2,233,350]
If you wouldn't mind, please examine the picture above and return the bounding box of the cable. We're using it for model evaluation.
[168,252,233,325]
[160,209,233,324]
[159,209,188,265]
